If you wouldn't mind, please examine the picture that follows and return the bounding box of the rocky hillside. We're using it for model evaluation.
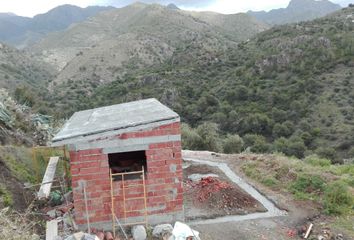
[31,3,267,87]
[248,0,341,25]
[50,6,354,161]
[0,42,54,94]
[0,5,113,48]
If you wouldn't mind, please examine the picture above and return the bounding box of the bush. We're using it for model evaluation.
[243,134,270,153]
[290,174,326,199]
[315,147,340,164]
[0,184,13,207]
[223,134,244,153]
[323,181,353,215]
[181,123,204,150]
[304,154,331,167]
[272,121,294,138]
[241,113,273,135]
[196,122,222,152]
[274,137,306,158]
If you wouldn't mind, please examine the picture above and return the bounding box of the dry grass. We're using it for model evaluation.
[0,207,40,240]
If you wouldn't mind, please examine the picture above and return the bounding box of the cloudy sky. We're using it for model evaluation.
[0,0,348,17]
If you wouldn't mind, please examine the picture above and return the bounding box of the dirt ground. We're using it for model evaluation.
[183,151,353,240]
[0,159,31,210]
[183,163,266,220]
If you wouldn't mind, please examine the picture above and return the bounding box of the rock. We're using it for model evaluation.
[188,173,219,182]
[152,224,173,238]
[47,209,57,218]
[132,225,147,240]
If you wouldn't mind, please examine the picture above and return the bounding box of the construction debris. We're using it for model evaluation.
[38,156,60,199]
[46,219,59,240]
[187,173,219,182]
[131,225,147,240]
[171,222,200,240]
[152,224,174,239]
[304,223,313,239]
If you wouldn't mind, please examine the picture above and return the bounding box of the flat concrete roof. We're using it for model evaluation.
[52,98,179,143]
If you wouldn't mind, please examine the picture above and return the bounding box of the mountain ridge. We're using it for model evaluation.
[0,5,114,48]
[30,2,267,87]
[248,0,341,25]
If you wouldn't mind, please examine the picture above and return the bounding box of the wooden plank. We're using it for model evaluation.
[38,156,59,198]
[46,220,58,240]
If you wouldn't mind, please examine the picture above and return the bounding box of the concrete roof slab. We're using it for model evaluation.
[52,98,179,143]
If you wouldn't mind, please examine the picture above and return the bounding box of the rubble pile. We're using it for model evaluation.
[186,176,258,211]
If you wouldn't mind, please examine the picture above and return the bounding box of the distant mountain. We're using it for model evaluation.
[0,5,114,48]
[167,3,180,10]
[337,0,354,7]
[248,0,341,25]
[31,3,268,84]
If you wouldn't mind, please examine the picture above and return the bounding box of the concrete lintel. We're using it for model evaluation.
[103,144,149,154]
[71,135,181,152]
[51,118,179,147]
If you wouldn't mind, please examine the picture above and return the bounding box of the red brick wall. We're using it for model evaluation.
[70,122,183,225]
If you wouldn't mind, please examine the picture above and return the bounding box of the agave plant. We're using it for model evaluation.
[0,102,13,128]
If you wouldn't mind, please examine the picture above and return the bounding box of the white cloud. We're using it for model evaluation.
[0,0,98,17]
[0,0,346,17]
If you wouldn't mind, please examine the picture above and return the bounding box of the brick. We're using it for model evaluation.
[78,154,108,162]
[78,149,102,155]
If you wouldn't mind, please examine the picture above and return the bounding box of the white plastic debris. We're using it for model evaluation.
[172,222,200,240]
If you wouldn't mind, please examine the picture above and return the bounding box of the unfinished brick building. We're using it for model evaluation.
[52,98,184,229]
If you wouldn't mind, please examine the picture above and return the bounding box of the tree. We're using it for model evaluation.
[181,123,203,150]
[223,134,244,153]
[274,137,306,159]
[196,122,222,152]
[243,134,270,153]
[242,113,273,135]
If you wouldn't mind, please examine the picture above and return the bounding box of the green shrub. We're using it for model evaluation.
[304,154,331,167]
[181,123,204,150]
[241,162,261,180]
[261,177,279,188]
[241,113,273,135]
[290,174,326,200]
[243,134,270,153]
[274,137,306,158]
[323,181,353,215]
[0,184,13,207]
[223,134,244,153]
[316,147,340,164]
[272,121,294,138]
[196,122,222,152]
